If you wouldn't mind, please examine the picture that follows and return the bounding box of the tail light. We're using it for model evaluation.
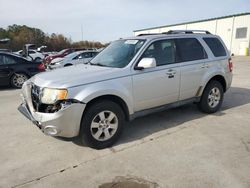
[228,58,233,72]
[38,63,45,71]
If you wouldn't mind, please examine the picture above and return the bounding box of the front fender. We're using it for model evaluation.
[69,78,134,115]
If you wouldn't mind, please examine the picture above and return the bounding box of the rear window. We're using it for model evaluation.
[203,37,227,57]
[175,38,207,62]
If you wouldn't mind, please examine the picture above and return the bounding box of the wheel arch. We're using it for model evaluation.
[64,63,73,67]
[83,94,130,121]
[199,75,227,97]
[10,71,30,80]
[206,75,226,92]
[10,71,30,88]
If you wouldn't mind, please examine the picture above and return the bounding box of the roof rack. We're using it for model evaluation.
[163,30,211,34]
[137,30,211,37]
[137,33,159,36]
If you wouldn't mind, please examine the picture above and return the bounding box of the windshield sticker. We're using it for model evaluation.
[125,40,138,45]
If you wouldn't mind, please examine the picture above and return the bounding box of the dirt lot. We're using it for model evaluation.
[0,56,250,188]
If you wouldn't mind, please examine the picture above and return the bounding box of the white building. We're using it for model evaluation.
[134,13,250,56]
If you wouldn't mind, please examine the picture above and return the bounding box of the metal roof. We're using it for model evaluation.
[134,12,250,32]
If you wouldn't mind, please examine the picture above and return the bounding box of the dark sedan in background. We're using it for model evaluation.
[0,52,45,88]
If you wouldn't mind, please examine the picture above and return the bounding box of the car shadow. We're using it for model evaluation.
[58,87,250,148]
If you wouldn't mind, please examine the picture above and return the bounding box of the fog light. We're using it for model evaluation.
[43,126,58,136]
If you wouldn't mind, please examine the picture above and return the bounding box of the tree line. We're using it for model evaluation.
[0,24,105,52]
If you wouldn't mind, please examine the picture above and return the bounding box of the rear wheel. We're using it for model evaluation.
[80,100,124,149]
[198,80,224,113]
[64,64,72,67]
[10,73,28,89]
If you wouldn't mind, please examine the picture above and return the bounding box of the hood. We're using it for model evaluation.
[31,64,127,88]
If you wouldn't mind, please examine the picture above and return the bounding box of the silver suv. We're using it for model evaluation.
[18,30,233,149]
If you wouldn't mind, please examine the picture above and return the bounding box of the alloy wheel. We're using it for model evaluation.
[90,111,118,141]
[12,73,28,88]
[207,87,221,108]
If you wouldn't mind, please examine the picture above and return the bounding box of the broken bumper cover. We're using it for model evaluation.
[18,101,86,138]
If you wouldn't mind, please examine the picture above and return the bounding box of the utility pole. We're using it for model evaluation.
[81,24,83,42]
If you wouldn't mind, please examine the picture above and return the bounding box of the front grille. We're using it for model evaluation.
[31,84,41,111]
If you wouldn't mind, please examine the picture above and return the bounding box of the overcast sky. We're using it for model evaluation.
[0,0,249,43]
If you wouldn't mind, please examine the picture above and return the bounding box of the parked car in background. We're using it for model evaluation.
[0,49,11,52]
[49,50,98,69]
[0,38,10,44]
[0,52,45,88]
[15,49,45,62]
[43,48,87,66]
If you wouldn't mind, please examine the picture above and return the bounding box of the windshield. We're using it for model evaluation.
[64,51,82,59]
[90,39,145,68]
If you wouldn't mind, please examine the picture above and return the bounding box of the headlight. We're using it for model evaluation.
[40,88,68,104]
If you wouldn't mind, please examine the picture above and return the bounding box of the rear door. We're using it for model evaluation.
[0,54,17,85]
[132,39,181,112]
[176,38,208,100]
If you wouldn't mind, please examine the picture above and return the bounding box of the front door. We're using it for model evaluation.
[132,39,180,112]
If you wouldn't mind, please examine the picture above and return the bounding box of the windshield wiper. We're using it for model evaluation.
[84,61,106,67]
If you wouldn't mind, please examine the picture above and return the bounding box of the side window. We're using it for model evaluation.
[142,39,176,66]
[83,52,92,58]
[175,38,207,62]
[91,52,98,57]
[3,56,18,65]
[203,37,227,57]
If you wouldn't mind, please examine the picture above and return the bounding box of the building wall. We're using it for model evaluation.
[231,15,250,55]
[215,17,234,51]
[186,20,217,34]
[134,14,250,55]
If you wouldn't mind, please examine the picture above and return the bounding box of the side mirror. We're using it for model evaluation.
[135,58,156,70]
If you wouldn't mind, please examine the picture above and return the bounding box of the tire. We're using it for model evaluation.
[198,80,224,113]
[80,100,125,149]
[64,64,72,67]
[10,73,29,89]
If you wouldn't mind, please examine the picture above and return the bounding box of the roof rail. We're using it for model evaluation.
[137,33,159,36]
[163,30,211,34]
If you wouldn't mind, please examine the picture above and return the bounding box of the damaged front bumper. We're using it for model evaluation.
[18,83,86,138]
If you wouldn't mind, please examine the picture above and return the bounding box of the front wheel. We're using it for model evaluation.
[80,100,124,149]
[10,73,28,88]
[198,80,224,113]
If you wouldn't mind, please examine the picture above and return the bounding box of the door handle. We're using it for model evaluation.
[166,69,177,75]
[166,69,176,78]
